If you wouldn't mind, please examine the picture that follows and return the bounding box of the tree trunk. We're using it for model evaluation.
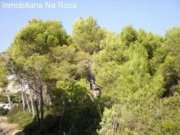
[20,84,25,111]
[25,93,31,113]
[34,93,40,124]
[39,85,44,131]
[6,89,11,108]
[29,89,35,118]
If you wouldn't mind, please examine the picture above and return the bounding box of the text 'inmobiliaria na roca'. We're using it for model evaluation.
[1,1,77,9]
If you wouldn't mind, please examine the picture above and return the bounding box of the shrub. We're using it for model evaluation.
[8,106,33,128]
[0,108,8,115]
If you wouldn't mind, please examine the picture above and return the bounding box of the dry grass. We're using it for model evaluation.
[0,117,24,135]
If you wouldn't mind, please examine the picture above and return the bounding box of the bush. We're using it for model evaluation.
[0,95,7,103]
[8,106,33,128]
[0,108,8,115]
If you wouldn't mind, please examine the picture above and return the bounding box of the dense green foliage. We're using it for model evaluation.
[95,26,180,135]
[0,17,179,135]
[0,55,8,87]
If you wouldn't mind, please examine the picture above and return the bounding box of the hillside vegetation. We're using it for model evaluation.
[0,16,180,135]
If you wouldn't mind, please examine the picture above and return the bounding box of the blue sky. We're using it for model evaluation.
[0,0,180,52]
